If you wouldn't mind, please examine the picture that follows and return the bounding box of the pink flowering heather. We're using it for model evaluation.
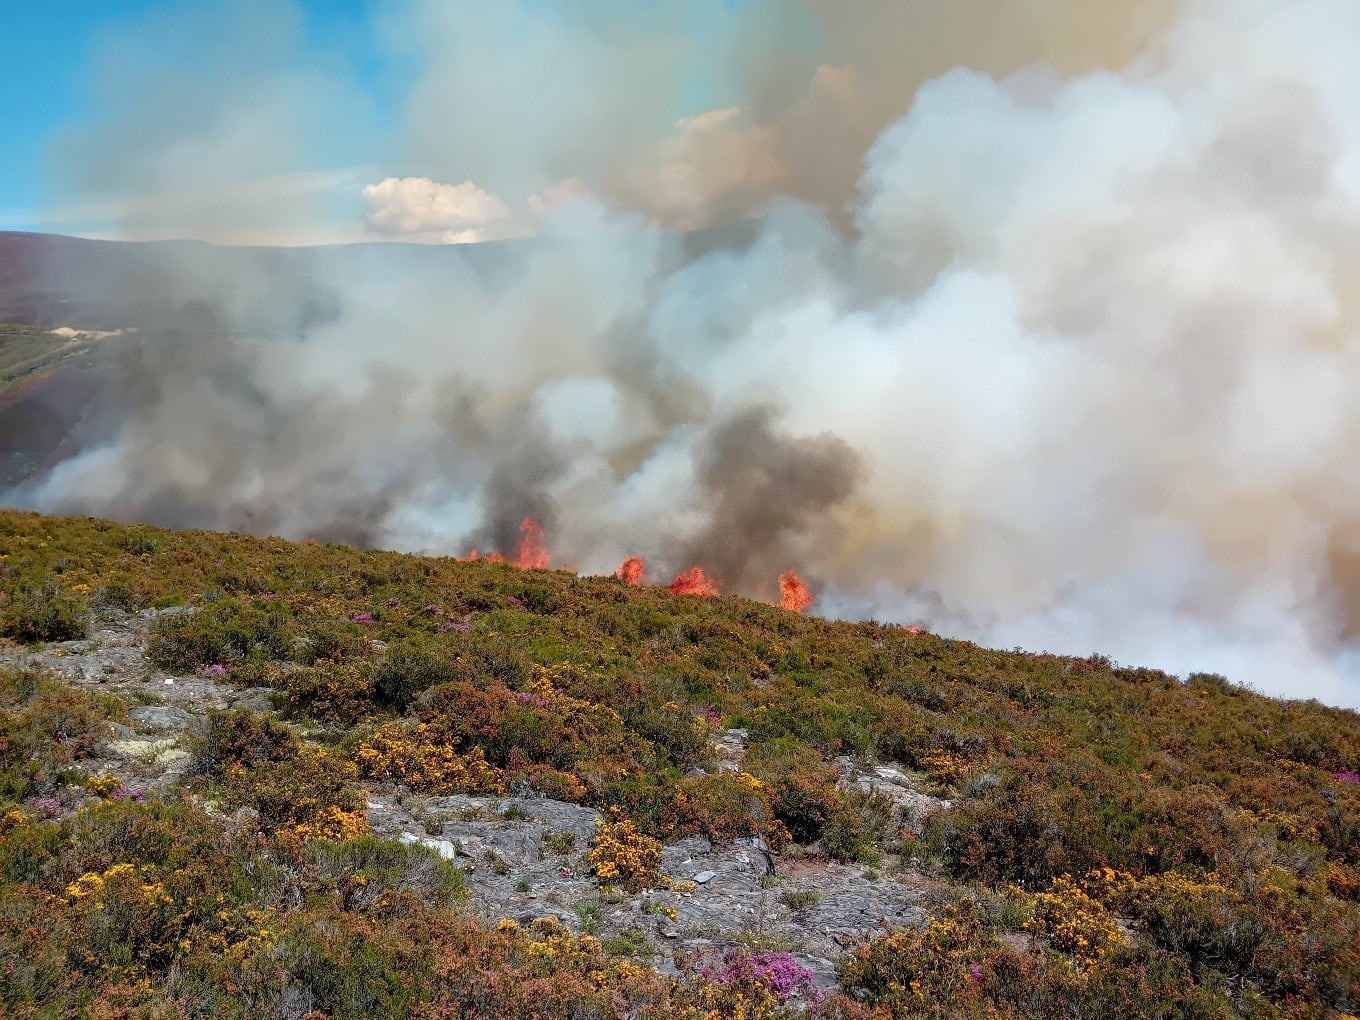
[25,796,62,818]
[352,612,375,624]
[201,663,229,679]
[437,613,474,635]
[968,962,984,981]
[1334,768,1360,785]
[700,950,814,1001]
[109,785,147,803]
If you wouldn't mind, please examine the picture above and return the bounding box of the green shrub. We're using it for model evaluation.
[146,600,290,672]
[92,579,140,612]
[746,737,842,844]
[295,618,372,665]
[0,669,122,800]
[284,661,375,727]
[0,582,87,643]
[190,708,300,778]
[218,742,364,832]
[621,694,713,770]
[307,834,465,906]
[369,642,459,711]
[277,912,429,1020]
[822,788,896,865]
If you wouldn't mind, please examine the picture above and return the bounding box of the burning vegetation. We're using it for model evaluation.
[778,570,814,613]
[458,516,551,570]
[460,527,816,612]
[616,556,645,586]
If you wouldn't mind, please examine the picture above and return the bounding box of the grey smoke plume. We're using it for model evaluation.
[18,0,1360,707]
[679,407,863,593]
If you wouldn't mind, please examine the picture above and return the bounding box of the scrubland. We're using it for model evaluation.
[2,508,1359,1018]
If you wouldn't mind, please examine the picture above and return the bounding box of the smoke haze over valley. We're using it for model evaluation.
[8,0,1360,707]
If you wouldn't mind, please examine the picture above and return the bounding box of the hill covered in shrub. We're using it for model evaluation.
[2,507,1359,1018]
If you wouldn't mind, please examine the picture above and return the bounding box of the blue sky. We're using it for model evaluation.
[0,0,395,232]
[0,0,756,240]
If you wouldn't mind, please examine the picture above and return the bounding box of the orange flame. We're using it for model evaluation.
[778,569,814,613]
[617,556,646,586]
[457,516,550,569]
[514,517,550,569]
[668,566,722,597]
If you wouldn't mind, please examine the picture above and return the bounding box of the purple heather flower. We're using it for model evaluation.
[352,612,375,624]
[25,796,62,818]
[202,663,229,679]
[507,595,525,609]
[1333,768,1360,785]
[968,962,984,981]
[110,785,147,802]
[700,950,814,1001]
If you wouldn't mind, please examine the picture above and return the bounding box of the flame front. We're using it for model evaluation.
[458,524,802,608]
[668,566,722,597]
[514,517,550,569]
[778,569,814,613]
[617,556,645,586]
[458,516,549,568]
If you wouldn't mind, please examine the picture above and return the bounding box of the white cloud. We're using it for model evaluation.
[361,176,515,240]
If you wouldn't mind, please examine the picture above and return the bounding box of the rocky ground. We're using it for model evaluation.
[1,609,955,988]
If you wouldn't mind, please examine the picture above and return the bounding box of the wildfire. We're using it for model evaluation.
[616,556,646,586]
[458,517,550,569]
[668,566,722,597]
[452,518,813,613]
[515,517,550,570]
[778,569,814,613]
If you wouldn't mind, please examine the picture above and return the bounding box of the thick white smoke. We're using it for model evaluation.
[21,0,1360,706]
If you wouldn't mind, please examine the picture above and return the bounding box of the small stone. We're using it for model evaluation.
[693,870,717,884]
[427,840,457,860]
[455,836,484,857]
[397,832,457,860]
[163,678,174,685]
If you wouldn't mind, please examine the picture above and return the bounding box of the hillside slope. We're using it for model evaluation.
[1,508,1358,1018]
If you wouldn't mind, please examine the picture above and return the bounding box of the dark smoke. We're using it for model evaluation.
[678,408,861,590]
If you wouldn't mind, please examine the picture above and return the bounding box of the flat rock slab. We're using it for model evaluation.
[836,757,951,829]
[129,705,193,731]
[707,728,748,772]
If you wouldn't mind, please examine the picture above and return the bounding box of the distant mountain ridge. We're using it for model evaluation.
[0,223,762,330]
